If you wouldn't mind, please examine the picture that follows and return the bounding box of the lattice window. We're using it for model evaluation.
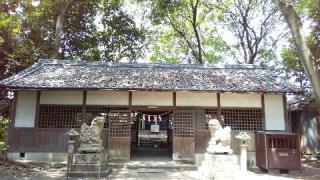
[268,136,297,149]
[194,110,206,130]
[221,108,262,131]
[108,111,131,137]
[173,111,194,137]
[38,105,82,128]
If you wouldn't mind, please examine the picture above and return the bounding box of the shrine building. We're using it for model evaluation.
[0,59,302,165]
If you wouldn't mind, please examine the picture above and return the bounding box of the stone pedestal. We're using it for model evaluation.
[240,144,248,172]
[198,153,239,179]
[68,153,111,177]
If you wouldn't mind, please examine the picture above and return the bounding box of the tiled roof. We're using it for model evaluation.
[288,93,314,111]
[0,59,302,93]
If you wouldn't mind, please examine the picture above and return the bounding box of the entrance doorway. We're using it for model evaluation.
[131,110,173,160]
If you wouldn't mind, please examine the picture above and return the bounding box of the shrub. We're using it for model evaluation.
[0,116,8,142]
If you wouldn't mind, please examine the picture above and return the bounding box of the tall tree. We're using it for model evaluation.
[222,0,285,64]
[51,0,75,59]
[0,0,146,119]
[275,0,320,105]
[97,0,146,62]
[148,0,229,64]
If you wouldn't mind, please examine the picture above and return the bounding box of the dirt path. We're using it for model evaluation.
[1,158,320,180]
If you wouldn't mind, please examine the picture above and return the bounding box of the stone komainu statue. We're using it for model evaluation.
[78,116,105,153]
[207,118,233,154]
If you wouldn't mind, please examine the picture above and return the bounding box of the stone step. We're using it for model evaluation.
[69,163,108,172]
[109,161,197,171]
[68,168,112,178]
[137,168,166,173]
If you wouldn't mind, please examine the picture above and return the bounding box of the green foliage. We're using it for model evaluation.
[280,0,320,89]
[280,37,314,89]
[221,0,282,64]
[0,116,8,142]
[0,0,145,70]
[147,0,230,64]
[0,0,146,118]
[97,1,146,62]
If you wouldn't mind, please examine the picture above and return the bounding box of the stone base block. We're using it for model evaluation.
[198,153,240,180]
[78,143,103,153]
[73,153,106,164]
[203,153,238,166]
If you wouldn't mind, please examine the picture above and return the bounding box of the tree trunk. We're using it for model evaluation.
[275,0,320,105]
[191,0,202,64]
[50,0,74,59]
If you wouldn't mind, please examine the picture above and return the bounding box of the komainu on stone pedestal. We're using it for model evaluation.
[68,116,111,177]
[78,116,105,153]
[198,118,240,180]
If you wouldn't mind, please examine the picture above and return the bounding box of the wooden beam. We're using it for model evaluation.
[283,94,289,131]
[261,93,266,130]
[81,90,87,123]
[34,91,41,128]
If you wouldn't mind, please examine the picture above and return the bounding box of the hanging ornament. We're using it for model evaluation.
[159,115,162,122]
[148,115,151,122]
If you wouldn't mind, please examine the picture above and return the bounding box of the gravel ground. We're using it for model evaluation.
[0,157,43,179]
[1,158,320,180]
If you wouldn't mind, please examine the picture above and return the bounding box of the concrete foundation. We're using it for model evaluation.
[7,152,68,163]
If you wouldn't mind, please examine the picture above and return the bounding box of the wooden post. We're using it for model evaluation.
[34,91,41,128]
[173,92,176,110]
[283,94,289,132]
[81,90,87,124]
[172,92,176,127]
[9,91,18,128]
[128,91,132,159]
[217,92,223,126]
[129,91,132,110]
[261,93,266,130]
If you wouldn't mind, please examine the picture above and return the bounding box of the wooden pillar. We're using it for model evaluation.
[261,93,266,130]
[172,92,177,124]
[81,90,87,123]
[172,91,176,154]
[128,91,132,111]
[283,94,289,131]
[34,91,41,128]
[173,92,176,110]
[9,91,18,128]
[217,92,222,125]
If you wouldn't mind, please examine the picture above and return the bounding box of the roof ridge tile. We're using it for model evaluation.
[37,59,265,69]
